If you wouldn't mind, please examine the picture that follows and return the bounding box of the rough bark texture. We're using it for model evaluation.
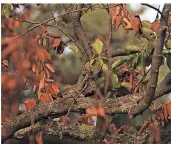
[2,69,171,143]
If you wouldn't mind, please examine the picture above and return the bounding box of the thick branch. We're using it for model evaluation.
[129,4,171,118]
[63,4,93,61]
[2,70,171,143]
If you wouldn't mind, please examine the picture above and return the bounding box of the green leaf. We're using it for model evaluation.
[110,73,120,88]
[70,44,78,54]
[96,76,105,88]
[92,56,103,74]
[102,64,108,72]
[126,45,140,52]
[162,49,169,55]
[145,43,153,54]
[112,59,127,70]
[141,27,156,41]
[92,39,103,55]
[141,21,152,28]
[2,4,13,18]
[121,82,132,91]
[165,39,171,49]
[126,55,139,67]
[136,54,146,72]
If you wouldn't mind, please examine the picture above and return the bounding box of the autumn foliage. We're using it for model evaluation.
[1,3,171,144]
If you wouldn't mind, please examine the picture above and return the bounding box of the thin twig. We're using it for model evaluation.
[131,67,151,93]
[7,7,99,41]
[141,3,163,17]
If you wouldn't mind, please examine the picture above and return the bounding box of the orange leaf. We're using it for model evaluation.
[39,74,45,91]
[24,98,37,111]
[51,84,60,98]
[41,25,47,33]
[166,101,171,115]
[86,106,105,117]
[86,108,98,116]
[45,63,55,73]
[149,123,161,143]
[115,15,122,30]
[39,93,53,104]
[97,106,105,117]
[52,38,62,47]
[35,34,41,42]
[138,121,149,134]
[131,15,141,33]
[151,19,160,33]
[123,17,133,30]
[36,131,43,144]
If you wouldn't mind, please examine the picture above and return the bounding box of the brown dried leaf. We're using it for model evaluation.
[52,38,62,47]
[123,17,133,30]
[24,98,37,111]
[131,15,141,33]
[45,63,55,73]
[39,93,53,103]
[115,15,122,30]
[151,19,160,33]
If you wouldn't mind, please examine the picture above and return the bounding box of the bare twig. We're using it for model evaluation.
[141,3,163,17]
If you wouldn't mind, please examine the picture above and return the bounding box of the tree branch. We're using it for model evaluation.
[2,69,171,143]
[129,4,171,118]
[63,4,93,61]
[141,3,163,17]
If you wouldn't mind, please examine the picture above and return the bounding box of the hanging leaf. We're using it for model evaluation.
[110,73,120,88]
[39,93,53,104]
[2,4,13,18]
[92,56,103,74]
[131,15,142,33]
[92,38,103,55]
[151,19,160,33]
[36,131,43,144]
[123,17,133,30]
[51,84,60,98]
[24,98,37,111]
[52,38,62,47]
[70,44,78,54]
[115,15,122,30]
[45,63,55,73]
[53,40,65,55]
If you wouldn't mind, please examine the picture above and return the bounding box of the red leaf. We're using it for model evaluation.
[151,19,160,33]
[52,38,62,47]
[38,93,53,104]
[24,98,37,111]
[36,131,43,144]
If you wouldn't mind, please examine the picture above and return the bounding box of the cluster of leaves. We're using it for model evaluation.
[1,5,62,122]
